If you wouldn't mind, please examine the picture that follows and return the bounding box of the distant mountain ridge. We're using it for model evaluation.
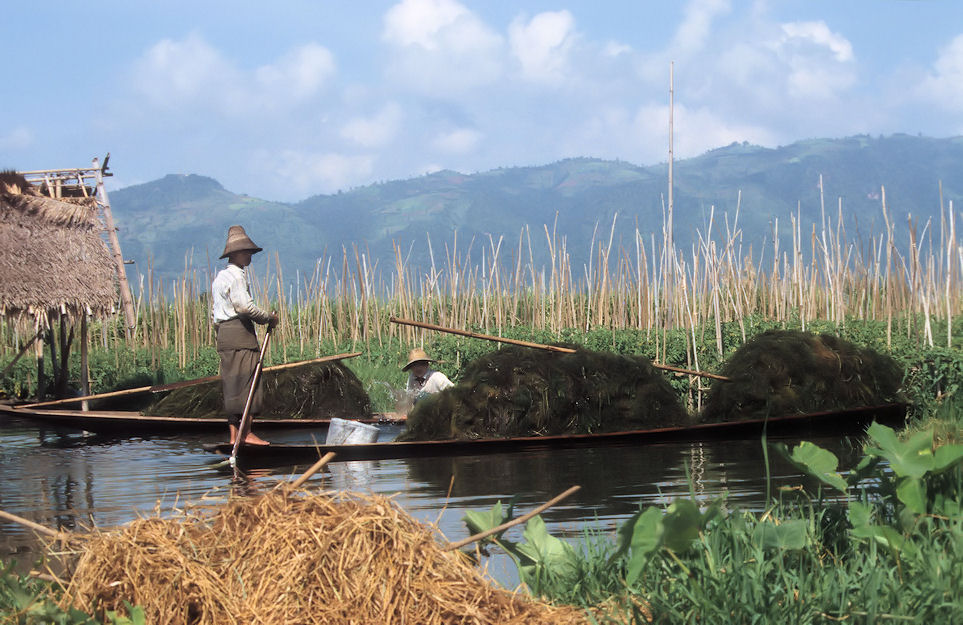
[108,134,963,286]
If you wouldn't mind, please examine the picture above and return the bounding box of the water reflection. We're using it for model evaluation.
[0,414,866,581]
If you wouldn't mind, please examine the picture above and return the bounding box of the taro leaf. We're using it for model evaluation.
[463,501,509,537]
[933,444,963,473]
[896,477,927,515]
[851,524,920,559]
[662,499,703,553]
[848,500,873,528]
[516,516,579,581]
[865,422,934,478]
[462,500,522,555]
[778,441,848,493]
[617,507,664,585]
[847,455,883,487]
[752,519,809,550]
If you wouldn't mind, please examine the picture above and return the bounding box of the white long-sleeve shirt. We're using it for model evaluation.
[406,369,454,395]
[211,264,271,324]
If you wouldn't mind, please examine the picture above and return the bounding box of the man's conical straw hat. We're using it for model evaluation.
[402,348,435,371]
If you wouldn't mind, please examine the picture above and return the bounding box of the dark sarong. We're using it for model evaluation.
[216,318,263,420]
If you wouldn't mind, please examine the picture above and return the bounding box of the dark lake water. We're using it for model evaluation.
[0,415,864,586]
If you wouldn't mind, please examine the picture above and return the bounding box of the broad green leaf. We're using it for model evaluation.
[848,501,873,528]
[620,507,663,585]
[865,422,934,478]
[752,519,809,550]
[662,500,702,552]
[933,444,963,472]
[851,524,919,559]
[463,501,508,536]
[847,454,882,486]
[896,477,927,515]
[615,507,663,559]
[780,441,848,493]
[516,516,579,580]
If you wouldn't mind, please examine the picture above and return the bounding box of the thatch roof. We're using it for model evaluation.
[0,190,117,321]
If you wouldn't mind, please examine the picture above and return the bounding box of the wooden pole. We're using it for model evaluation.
[21,351,363,408]
[446,485,581,551]
[230,327,273,466]
[80,315,90,411]
[388,316,731,381]
[287,452,337,490]
[93,156,137,336]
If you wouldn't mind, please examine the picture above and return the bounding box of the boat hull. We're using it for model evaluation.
[0,402,402,435]
[203,403,907,466]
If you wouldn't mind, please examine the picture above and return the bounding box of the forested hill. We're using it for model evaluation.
[109,133,963,285]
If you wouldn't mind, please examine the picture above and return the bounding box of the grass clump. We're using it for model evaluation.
[400,345,689,441]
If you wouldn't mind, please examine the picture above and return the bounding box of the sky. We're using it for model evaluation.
[3,0,963,201]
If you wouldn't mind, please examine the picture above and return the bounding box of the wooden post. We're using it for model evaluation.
[35,328,46,401]
[80,314,90,411]
[93,156,137,336]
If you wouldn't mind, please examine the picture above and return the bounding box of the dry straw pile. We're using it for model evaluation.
[59,490,589,625]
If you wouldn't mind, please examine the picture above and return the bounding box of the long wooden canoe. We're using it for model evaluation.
[0,402,404,435]
[202,403,907,466]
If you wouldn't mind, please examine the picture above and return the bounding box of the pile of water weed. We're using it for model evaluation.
[144,361,372,419]
[399,345,688,441]
[57,490,589,625]
[700,329,904,422]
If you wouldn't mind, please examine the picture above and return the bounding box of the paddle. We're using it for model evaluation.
[389,316,731,381]
[21,351,363,409]
[229,325,274,470]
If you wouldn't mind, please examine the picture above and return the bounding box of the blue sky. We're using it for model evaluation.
[3,0,963,201]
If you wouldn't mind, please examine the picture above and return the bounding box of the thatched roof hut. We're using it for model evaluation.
[0,186,117,324]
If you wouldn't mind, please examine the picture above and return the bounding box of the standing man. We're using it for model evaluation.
[403,348,453,403]
[211,225,278,445]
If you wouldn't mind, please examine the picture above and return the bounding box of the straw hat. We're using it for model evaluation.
[402,348,434,371]
[220,225,263,259]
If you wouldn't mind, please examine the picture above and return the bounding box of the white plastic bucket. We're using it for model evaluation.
[325,418,380,445]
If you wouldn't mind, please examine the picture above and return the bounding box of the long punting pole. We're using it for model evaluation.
[389,316,730,381]
[20,351,363,408]
[93,156,137,335]
[230,326,273,468]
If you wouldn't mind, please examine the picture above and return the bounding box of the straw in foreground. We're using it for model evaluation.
[60,490,590,625]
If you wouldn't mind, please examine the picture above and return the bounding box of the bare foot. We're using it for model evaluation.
[243,433,271,446]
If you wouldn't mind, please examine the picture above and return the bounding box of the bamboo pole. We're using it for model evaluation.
[21,351,363,408]
[389,316,731,381]
[446,485,581,551]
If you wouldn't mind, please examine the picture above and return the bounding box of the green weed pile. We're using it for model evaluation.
[701,329,904,422]
[399,345,688,441]
[145,361,372,419]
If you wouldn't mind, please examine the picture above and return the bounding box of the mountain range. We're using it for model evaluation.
[108,133,963,287]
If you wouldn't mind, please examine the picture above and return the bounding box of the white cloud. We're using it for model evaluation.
[341,103,403,148]
[917,34,963,109]
[255,43,336,100]
[132,35,335,115]
[261,150,375,195]
[509,11,577,84]
[772,21,856,99]
[383,0,472,50]
[431,127,482,153]
[0,126,33,150]
[132,34,240,111]
[381,0,503,92]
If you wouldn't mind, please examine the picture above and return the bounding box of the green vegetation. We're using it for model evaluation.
[0,563,144,625]
[462,413,963,623]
